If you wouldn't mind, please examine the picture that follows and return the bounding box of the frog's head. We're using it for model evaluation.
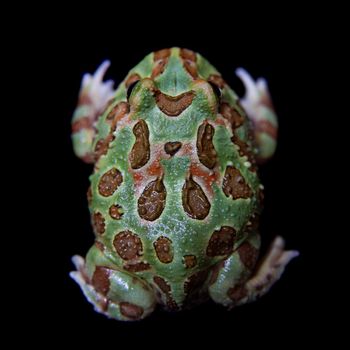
[125,48,227,118]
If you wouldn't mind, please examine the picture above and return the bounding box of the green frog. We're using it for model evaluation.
[70,48,298,321]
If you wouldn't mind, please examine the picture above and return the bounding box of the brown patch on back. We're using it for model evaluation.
[222,166,252,199]
[124,262,151,272]
[106,102,130,127]
[94,102,130,161]
[82,154,96,164]
[227,284,248,302]
[130,119,150,169]
[98,168,123,197]
[182,176,211,220]
[206,226,236,257]
[183,255,197,269]
[166,298,180,311]
[231,133,257,172]
[180,48,197,61]
[87,186,93,206]
[109,204,124,220]
[155,91,195,116]
[220,103,244,130]
[78,93,92,106]
[154,236,173,263]
[138,177,166,221]
[152,49,171,78]
[154,48,171,61]
[184,270,209,295]
[72,117,92,133]
[256,120,278,139]
[92,266,110,295]
[257,188,264,206]
[180,48,198,78]
[208,261,225,285]
[94,138,111,159]
[208,74,226,89]
[245,214,260,235]
[196,122,217,169]
[164,141,182,156]
[92,212,105,235]
[237,241,259,271]
[95,241,105,252]
[113,231,143,261]
[153,276,179,311]
[153,276,171,293]
[120,302,144,320]
[125,73,141,89]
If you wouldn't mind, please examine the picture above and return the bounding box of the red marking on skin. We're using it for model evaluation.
[190,164,217,195]
[147,159,162,177]
[180,143,194,156]
[133,172,144,184]
[145,146,164,177]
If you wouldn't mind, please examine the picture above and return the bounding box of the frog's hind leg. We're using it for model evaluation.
[70,244,156,321]
[71,61,115,163]
[208,233,299,308]
[236,68,278,163]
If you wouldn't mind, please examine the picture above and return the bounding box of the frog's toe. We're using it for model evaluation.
[80,60,116,113]
[236,68,278,162]
[246,236,299,298]
[70,251,156,321]
[70,255,108,315]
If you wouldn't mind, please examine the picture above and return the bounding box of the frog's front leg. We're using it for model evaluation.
[208,234,299,308]
[236,68,278,163]
[70,244,156,321]
[71,61,115,163]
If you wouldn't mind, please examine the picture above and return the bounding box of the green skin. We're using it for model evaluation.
[70,48,297,321]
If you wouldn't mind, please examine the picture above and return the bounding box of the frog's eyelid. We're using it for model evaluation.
[208,81,222,99]
[126,80,140,100]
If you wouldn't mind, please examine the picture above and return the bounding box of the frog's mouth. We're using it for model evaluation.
[155,90,195,116]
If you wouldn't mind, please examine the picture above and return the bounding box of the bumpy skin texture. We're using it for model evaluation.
[70,48,298,321]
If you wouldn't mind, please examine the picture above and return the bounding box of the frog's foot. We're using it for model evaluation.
[236,68,278,163]
[208,234,298,308]
[79,61,116,113]
[71,61,116,163]
[70,255,110,315]
[70,250,156,321]
[244,236,299,302]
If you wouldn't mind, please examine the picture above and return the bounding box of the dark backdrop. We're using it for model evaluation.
[27,12,326,347]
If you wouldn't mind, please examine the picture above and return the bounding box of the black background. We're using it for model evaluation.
[23,8,331,347]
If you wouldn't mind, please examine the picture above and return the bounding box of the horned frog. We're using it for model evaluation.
[70,48,298,321]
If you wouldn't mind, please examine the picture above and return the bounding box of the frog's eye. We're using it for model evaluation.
[127,80,140,100]
[208,81,222,100]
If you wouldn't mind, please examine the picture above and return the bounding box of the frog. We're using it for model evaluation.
[70,48,299,321]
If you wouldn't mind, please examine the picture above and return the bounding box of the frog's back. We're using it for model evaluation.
[88,48,262,308]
